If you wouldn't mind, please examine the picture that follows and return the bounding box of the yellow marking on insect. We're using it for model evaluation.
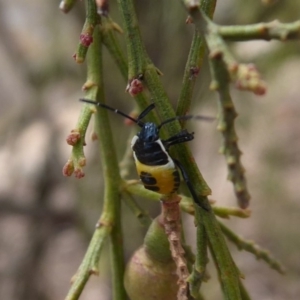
[135,159,180,195]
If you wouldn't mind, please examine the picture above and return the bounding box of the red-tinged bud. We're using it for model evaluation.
[190,66,200,79]
[66,130,81,146]
[126,77,144,96]
[62,160,74,177]
[80,33,93,47]
[124,217,178,300]
[74,168,85,179]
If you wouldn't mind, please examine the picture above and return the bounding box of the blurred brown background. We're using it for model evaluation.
[0,0,300,299]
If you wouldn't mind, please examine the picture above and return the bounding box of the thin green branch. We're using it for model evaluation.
[180,196,251,219]
[100,15,159,121]
[201,210,242,299]
[239,278,252,300]
[65,22,126,300]
[63,105,93,178]
[119,129,136,178]
[124,181,250,219]
[101,16,128,78]
[91,35,126,300]
[211,206,251,219]
[209,54,250,209]
[218,221,285,275]
[207,238,242,300]
[176,0,217,117]
[188,208,208,298]
[218,20,300,41]
[122,191,152,227]
[75,0,99,63]
[65,225,111,300]
[116,0,149,79]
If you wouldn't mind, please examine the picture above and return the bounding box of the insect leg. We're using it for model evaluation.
[163,130,194,148]
[173,159,210,211]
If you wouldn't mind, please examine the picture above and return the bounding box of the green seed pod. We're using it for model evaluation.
[124,216,178,300]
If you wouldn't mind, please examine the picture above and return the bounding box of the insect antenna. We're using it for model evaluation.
[158,114,215,130]
[136,103,156,123]
[80,99,144,127]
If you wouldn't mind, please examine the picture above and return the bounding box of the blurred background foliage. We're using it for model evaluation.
[0,0,300,299]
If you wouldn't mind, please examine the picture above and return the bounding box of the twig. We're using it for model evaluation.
[161,196,190,300]
[188,208,208,298]
[176,0,217,117]
[218,221,285,275]
[100,15,160,122]
[209,52,251,209]
[116,0,149,79]
[74,0,99,63]
[211,206,251,219]
[65,20,126,300]
[125,181,250,219]
[218,20,300,41]
[122,191,152,227]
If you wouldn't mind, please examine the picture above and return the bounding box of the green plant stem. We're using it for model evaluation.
[207,238,242,300]
[239,279,252,300]
[176,0,217,117]
[202,212,241,299]
[188,208,208,298]
[65,25,126,300]
[218,20,300,41]
[100,16,159,121]
[209,54,250,209]
[65,226,111,300]
[116,0,149,79]
[211,206,251,219]
[119,129,136,178]
[101,17,128,78]
[65,105,93,177]
[92,32,126,300]
[218,221,285,275]
[125,181,250,219]
[122,192,152,227]
[75,0,98,63]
